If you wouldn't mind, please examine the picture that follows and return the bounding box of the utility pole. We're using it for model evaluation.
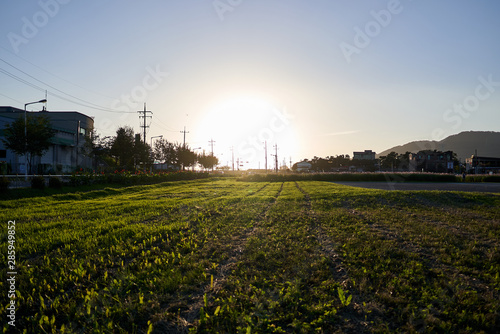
[264,141,267,171]
[180,126,189,147]
[275,144,278,172]
[208,139,216,171]
[209,139,215,156]
[76,120,80,168]
[138,103,152,144]
[272,144,278,173]
[230,146,234,171]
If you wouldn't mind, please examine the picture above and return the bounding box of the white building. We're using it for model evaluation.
[296,160,312,172]
[0,106,94,174]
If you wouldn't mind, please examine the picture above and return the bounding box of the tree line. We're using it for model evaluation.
[1,114,218,174]
[87,126,219,172]
[293,151,459,172]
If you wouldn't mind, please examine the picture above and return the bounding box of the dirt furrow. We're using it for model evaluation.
[347,208,497,296]
[294,181,372,333]
[153,183,284,332]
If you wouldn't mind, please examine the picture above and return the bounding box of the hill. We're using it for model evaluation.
[377,131,500,160]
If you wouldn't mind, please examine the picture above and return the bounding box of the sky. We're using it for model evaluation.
[1,0,499,169]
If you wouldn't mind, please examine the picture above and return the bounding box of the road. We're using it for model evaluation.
[333,182,500,193]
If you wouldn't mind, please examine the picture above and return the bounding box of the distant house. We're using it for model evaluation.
[353,150,376,160]
[296,160,312,172]
[0,106,94,174]
[409,150,454,173]
[465,156,500,174]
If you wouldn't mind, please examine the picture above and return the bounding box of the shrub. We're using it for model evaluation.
[482,175,500,183]
[0,176,10,191]
[48,176,63,189]
[31,176,46,190]
[464,175,500,183]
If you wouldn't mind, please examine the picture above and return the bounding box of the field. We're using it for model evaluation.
[1,178,499,333]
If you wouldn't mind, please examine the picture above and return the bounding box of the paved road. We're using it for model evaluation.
[333,182,500,193]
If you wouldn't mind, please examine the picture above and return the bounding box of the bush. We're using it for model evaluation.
[48,176,63,189]
[484,175,500,182]
[0,177,10,191]
[31,176,46,190]
[465,174,500,183]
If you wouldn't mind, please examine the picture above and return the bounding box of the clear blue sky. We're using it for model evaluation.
[1,0,499,168]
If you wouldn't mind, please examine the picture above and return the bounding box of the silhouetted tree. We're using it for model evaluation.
[134,134,152,169]
[379,152,400,171]
[310,156,330,172]
[399,151,412,171]
[110,126,135,169]
[83,130,113,171]
[176,144,196,170]
[154,138,177,169]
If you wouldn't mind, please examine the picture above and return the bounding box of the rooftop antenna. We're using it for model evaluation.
[43,90,47,111]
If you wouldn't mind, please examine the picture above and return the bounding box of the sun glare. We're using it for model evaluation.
[193,96,297,170]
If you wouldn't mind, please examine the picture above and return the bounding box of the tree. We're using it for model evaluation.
[198,152,219,171]
[310,156,330,172]
[176,144,197,170]
[399,151,412,171]
[133,134,152,169]
[329,155,350,169]
[379,151,400,171]
[110,126,135,169]
[83,130,113,171]
[2,114,55,174]
[154,138,177,169]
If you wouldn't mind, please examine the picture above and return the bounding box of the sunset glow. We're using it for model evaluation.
[194,96,298,169]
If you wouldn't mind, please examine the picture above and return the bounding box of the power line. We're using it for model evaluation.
[151,117,177,132]
[150,119,178,133]
[0,67,45,92]
[0,45,116,100]
[1,58,103,108]
[0,92,23,105]
[0,58,135,113]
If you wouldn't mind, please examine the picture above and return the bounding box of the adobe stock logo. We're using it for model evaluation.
[98,65,169,134]
[340,0,407,64]
[432,74,499,140]
[7,0,71,54]
[237,106,294,162]
[213,0,243,21]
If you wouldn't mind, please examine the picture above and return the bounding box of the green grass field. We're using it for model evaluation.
[1,179,499,333]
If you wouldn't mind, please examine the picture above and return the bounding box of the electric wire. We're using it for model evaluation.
[0,58,135,113]
[0,45,116,100]
[0,92,23,105]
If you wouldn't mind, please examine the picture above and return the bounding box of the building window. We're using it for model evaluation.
[79,127,86,136]
[0,150,6,158]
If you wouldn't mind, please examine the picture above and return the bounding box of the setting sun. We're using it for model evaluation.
[193,96,298,170]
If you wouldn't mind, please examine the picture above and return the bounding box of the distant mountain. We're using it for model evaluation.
[377,131,500,161]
